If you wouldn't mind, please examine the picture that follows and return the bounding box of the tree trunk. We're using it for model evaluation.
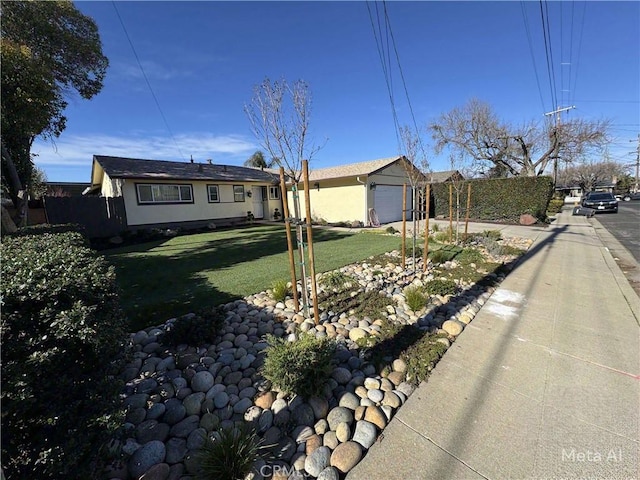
[1,205,18,234]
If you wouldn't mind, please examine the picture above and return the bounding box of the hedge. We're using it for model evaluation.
[1,230,128,479]
[431,176,554,223]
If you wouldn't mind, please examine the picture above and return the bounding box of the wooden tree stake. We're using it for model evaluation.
[464,182,472,241]
[279,167,299,311]
[423,184,431,272]
[302,161,320,324]
[402,183,407,269]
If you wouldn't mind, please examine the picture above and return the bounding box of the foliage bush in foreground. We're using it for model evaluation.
[1,231,128,479]
[320,270,352,292]
[404,285,427,312]
[424,279,458,297]
[193,425,264,480]
[270,279,290,302]
[262,333,336,398]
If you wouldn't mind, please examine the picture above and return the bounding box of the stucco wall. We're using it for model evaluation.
[287,179,366,224]
[119,180,278,227]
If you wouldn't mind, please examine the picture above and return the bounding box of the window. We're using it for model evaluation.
[233,185,245,202]
[207,185,220,203]
[136,183,193,204]
[269,186,280,200]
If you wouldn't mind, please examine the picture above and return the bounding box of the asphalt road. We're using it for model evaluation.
[594,200,640,263]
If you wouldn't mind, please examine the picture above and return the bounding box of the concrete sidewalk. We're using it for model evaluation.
[348,208,640,480]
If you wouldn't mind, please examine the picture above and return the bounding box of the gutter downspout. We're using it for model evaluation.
[356,176,367,226]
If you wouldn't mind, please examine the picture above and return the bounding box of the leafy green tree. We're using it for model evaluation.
[1,0,108,207]
[244,150,271,168]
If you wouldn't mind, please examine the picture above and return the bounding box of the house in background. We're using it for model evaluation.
[45,182,91,196]
[88,155,282,230]
[286,156,427,225]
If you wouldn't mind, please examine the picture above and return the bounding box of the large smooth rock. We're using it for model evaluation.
[327,407,354,431]
[352,420,377,449]
[330,441,362,473]
[442,319,464,336]
[128,440,166,479]
[305,446,331,477]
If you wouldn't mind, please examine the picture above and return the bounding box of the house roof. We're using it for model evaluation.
[426,170,462,183]
[305,156,406,181]
[94,155,279,184]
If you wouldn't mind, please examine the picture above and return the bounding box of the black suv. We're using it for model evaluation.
[581,192,618,213]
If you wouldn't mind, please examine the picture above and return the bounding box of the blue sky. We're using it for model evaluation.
[33,1,639,183]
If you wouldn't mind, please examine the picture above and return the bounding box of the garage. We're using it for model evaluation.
[373,185,411,224]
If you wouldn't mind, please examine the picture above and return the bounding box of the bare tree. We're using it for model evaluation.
[244,78,323,182]
[430,98,609,177]
[398,125,429,269]
[557,160,628,193]
[244,78,325,315]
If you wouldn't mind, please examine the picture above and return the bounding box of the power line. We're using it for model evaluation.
[366,1,402,153]
[539,0,558,113]
[111,1,185,161]
[382,1,428,162]
[570,1,587,107]
[520,1,547,113]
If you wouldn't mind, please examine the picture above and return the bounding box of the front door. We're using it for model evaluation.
[251,186,264,219]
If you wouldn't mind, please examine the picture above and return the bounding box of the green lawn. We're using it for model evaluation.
[107,225,401,331]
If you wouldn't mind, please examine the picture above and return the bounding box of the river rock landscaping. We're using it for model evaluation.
[106,233,532,480]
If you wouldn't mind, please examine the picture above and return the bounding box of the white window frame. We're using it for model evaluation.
[233,185,245,202]
[269,186,281,200]
[207,184,220,203]
[136,183,193,204]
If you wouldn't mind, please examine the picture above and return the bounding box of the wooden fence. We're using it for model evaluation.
[44,196,127,238]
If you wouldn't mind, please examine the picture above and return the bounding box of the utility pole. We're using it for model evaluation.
[632,134,640,192]
[544,105,576,186]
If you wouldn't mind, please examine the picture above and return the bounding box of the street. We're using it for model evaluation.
[594,200,640,263]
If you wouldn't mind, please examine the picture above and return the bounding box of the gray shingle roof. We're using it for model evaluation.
[305,156,404,181]
[94,156,279,183]
[427,170,463,183]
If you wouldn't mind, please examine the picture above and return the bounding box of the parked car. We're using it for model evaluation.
[621,191,640,201]
[581,192,618,213]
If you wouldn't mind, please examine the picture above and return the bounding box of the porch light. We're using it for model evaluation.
[246,190,252,198]
[314,182,320,191]
[369,182,377,190]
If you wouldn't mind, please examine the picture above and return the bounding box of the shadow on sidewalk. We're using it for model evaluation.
[364,224,570,478]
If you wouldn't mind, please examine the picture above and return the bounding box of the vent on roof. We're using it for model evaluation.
[207,159,212,165]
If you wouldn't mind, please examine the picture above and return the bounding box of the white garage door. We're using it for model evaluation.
[374,185,411,224]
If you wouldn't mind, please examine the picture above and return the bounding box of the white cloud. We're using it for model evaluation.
[110,60,191,82]
[32,132,258,168]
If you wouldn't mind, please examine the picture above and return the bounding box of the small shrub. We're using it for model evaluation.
[262,334,336,398]
[404,285,427,312]
[428,244,462,264]
[319,289,393,320]
[399,241,422,257]
[431,223,440,232]
[433,231,450,243]
[481,229,502,240]
[1,231,127,479]
[193,424,264,480]
[424,279,458,296]
[402,334,449,384]
[456,247,484,265]
[499,244,525,256]
[481,238,504,257]
[385,226,398,234]
[320,271,351,291]
[271,279,290,302]
[547,198,564,214]
[161,308,225,347]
